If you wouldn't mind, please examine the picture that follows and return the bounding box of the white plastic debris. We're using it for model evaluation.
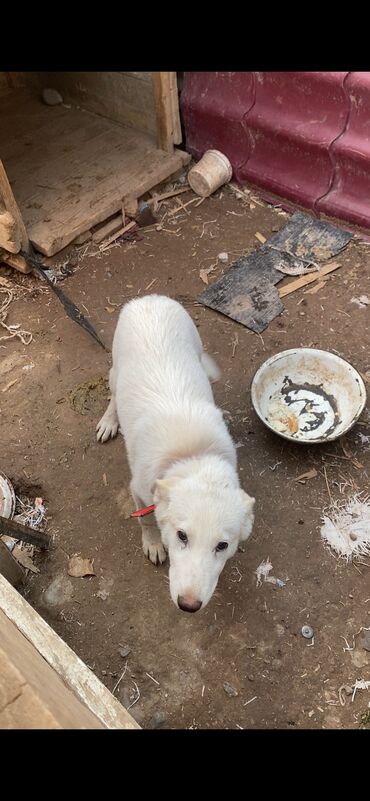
[14,496,46,530]
[320,494,370,560]
[352,680,370,703]
[255,558,273,587]
[255,558,286,588]
[351,295,370,308]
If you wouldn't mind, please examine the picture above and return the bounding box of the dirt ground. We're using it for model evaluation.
[1,183,370,730]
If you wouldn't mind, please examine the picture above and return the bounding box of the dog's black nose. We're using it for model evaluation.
[178,595,202,613]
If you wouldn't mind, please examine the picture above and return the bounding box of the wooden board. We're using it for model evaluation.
[169,72,182,146]
[0,540,24,588]
[0,573,140,729]
[0,90,184,256]
[0,159,29,253]
[22,72,158,138]
[152,72,175,152]
[0,609,105,729]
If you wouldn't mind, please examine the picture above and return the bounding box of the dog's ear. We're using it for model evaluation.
[153,478,176,506]
[239,490,255,541]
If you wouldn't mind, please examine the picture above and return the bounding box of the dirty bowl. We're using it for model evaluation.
[251,349,366,443]
[0,472,16,518]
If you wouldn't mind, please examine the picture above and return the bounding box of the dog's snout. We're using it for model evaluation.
[177,595,202,613]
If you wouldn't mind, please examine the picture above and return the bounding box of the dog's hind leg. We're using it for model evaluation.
[130,482,167,566]
[96,367,119,442]
[200,352,220,383]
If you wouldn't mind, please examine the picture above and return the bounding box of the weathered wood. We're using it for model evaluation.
[152,72,174,152]
[0,161,29,254]
[23,72,157,137]
[279,261,341,298]
[0,540,24,587]
[0,574,140,729]
[0,610,105,729]
[0,211,21,253]
[99,220,137,250]
[122,195,139,217]
[0,251,32,274]
[0,93,184,256]
[92,214,123,243]
[0,515,50,550]
[169,72,182,145]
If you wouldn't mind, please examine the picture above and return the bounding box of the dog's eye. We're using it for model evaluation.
[216,541,228,552]
[177,530,188,544]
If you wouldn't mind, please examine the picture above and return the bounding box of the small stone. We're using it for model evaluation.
[218,252,229,263]
[42,88,63,106]
[43,575,73,607]
[118,645,131,658]
[223,682,238,697]
[301,625,314,639]
[360,629,370,652]
[150,710,166,728]
[97,589,109,601]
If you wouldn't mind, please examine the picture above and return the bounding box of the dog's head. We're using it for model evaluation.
[153,474,255,613]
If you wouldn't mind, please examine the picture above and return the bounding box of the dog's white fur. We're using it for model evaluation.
[97,295,255,612]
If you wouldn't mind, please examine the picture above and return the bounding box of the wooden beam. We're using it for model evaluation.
[0,251,32,274]
[0,160,29,254]
[0,211,22,253]
[152,72,174,153]
[0,574,140,729]
[169,72,182,146]
[0,611,105,729]
[0,541,24,588]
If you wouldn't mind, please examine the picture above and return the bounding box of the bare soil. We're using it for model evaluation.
[2,185,370,729]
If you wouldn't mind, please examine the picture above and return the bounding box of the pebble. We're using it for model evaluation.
[43,575,73,607]
[301,625,314,639]
[118,645,131,658]
[360,629,370,652]
[218,252,229,263]
[223,682,238,697]
[42,88,63,106]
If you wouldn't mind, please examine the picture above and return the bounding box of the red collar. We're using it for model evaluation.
[130,504,156,518]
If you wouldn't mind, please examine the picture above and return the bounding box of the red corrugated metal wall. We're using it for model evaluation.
[181,72,370,230]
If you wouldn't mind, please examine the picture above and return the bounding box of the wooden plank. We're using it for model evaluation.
[0,210,21,253]
[99,220,136,250]
[0,573,140,729]
[279,262,341,298]
[169,72,182,145]
[27,146,183,256]
[0,89,69,145]
[0,540,24,588]
[0,611,104,729]
[92,214,123,243]
[0,251,31,274]
[0,160,29,254]
[25,72,157,137]
[0,90,183,256]
[152,72,174,152]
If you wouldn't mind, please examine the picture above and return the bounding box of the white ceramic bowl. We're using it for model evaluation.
[251,348,366,444]
[0,471,16,518]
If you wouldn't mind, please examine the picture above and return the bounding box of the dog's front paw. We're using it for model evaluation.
[96,411,119,443]
[142,531,167,566]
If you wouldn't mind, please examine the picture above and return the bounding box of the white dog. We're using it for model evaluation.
[97,295,255,613]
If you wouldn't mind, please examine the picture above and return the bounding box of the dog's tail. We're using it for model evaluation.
[201,352,221,383]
